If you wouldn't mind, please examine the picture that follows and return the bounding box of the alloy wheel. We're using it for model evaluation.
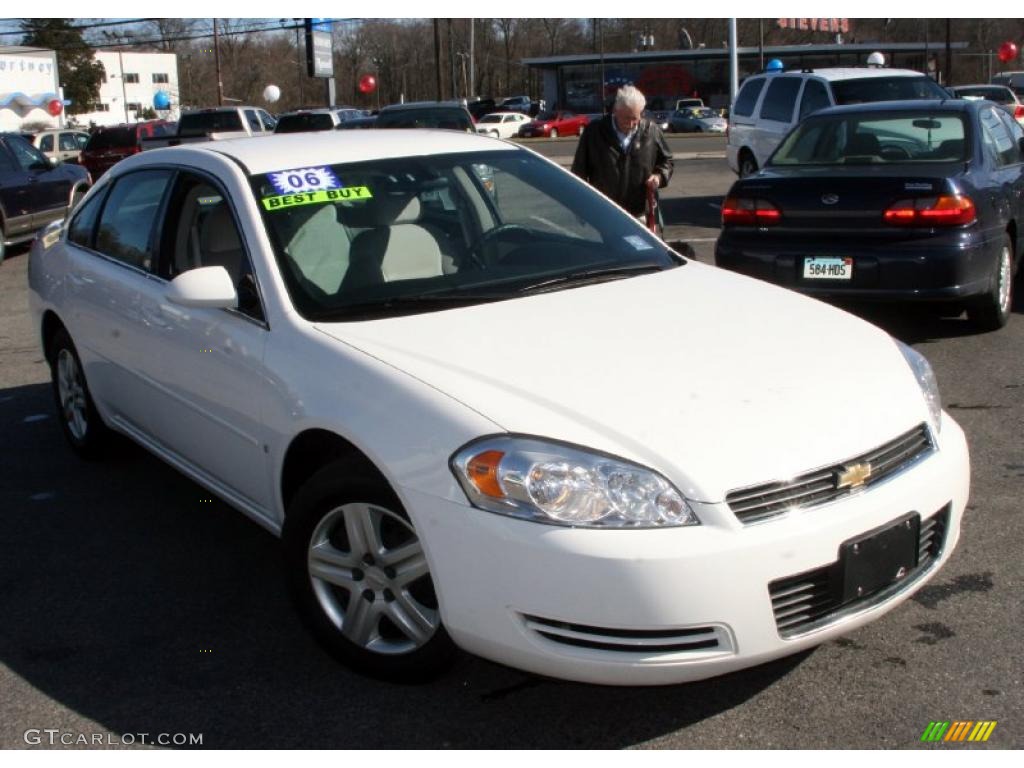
[307,502,440,655]
[997,243,1012,315]
[56,348,88,441]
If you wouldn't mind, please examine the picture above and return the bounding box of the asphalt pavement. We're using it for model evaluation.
[0,145,1021,749]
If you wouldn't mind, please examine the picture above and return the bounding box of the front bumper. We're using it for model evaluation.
[715,230,998,302]
[402,413,968,685]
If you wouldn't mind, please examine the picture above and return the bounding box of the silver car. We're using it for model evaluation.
[668,107,727,134]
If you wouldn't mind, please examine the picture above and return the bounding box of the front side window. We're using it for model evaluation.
[258,110,277,130]
[759,77,802,122]
[159,173,263,320]
[95,170,173,271]
[39,134,54,152]
[772,113,968,166]
[252,150,676,320]
[59,133,79,151]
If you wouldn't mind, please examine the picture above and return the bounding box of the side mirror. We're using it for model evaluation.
[166,266,238,309]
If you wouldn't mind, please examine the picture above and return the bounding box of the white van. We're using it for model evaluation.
[726,68,949,176]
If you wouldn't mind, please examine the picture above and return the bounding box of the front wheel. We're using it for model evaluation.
[966,234,1013,332]
[549,128,559,138]
[283,461,457,682]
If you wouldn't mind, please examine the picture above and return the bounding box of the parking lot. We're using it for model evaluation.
[1,142,1022,749]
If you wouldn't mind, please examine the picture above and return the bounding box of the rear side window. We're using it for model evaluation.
[759,77,802,122]
[59,133,79,151]
[39,135,54,152]
[245,109,262,132]
[68,188,107,248]
[980,106,1021,166]
[799,80,832,120]
[95,170,173,271]
[733,78,765,117]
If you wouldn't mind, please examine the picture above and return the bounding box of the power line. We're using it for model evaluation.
[0,18,159,39]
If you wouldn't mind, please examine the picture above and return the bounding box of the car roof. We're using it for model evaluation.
[809,98,973,118]
[761,67,930,82]
[379,101,467,112]
[188,129,518,173]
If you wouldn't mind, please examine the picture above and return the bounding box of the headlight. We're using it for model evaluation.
[895,340,942,434]
[451,436,699,528]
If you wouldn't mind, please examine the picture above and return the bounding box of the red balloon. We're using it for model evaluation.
[358,74,377,94]
[998,41,1018,63]
[46,98,63,116]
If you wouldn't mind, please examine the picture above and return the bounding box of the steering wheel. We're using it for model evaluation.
[466,224,533,265]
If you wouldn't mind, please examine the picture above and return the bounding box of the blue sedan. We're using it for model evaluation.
[715,99,1024,331]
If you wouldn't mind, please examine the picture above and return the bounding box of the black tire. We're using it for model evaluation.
[738,152,758,178]
[0,218,6,265]
[966,233,1013,332]
[49,326,112,459]
[283,459,457,683]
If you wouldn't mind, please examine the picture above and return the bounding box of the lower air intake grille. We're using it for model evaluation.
[522,615,728,654]
[727,423,934,524]
[768,504,950,638]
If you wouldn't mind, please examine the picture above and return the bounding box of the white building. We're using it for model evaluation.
[74,50,181,127]
[0,46,61,131]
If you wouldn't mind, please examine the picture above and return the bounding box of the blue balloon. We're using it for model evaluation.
[153,90,171,110]
[766,59,784,72]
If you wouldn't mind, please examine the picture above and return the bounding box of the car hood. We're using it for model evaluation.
[314,262,930,502]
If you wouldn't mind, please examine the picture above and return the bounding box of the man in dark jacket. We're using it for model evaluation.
[571,85,674,221]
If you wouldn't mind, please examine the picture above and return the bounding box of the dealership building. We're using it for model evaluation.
[524,41,969,113]
[0,45,179,131]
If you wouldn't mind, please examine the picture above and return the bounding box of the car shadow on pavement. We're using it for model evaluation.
[0,380,811,749]
[829,302,1008,344]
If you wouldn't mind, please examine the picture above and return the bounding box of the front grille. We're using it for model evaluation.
[768,504,950,638]
[727,423,934,524]
[521,615,729,655]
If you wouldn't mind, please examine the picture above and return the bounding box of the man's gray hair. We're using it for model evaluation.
[614,85,646,111]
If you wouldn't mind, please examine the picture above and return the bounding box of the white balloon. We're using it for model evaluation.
[263,85,281,103]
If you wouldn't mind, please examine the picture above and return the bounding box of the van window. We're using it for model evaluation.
[759,77,802,122]
[733,78,765,117]
[798,79,832,120]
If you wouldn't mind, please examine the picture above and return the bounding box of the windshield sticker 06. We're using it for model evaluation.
[262,187,373,211]
[268,166,341,195]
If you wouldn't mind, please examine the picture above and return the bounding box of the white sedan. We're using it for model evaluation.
[28,130,969,686]
[474,111,531,139]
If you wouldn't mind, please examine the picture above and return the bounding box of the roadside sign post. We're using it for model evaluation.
[305,18,335,107]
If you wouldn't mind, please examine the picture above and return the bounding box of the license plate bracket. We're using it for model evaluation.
[840,513,919,602]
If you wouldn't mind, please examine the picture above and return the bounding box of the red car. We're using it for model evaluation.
[79,120,174,179]
[517,111,589,138]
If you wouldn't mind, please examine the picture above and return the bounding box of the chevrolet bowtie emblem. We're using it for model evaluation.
[836,462,873,490]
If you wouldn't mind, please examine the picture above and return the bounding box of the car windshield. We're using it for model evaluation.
[691,108,716,119]
[251,149,676,320]
[376,108,471,131]
[771,112,968,166]
[276,113,335,133]
[830,76,949,105]
[85,127,135,150]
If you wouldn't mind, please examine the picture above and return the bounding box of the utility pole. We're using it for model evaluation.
[468,18,475,100]
[728,18,738,105]
[944,19,952,86]
[293,19,304,107]
[213,18,223,106]
[433,19,443,100]
[447,19,456,100]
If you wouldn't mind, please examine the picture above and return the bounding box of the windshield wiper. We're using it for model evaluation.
[511,263,670,295]
[308,290,515,321]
